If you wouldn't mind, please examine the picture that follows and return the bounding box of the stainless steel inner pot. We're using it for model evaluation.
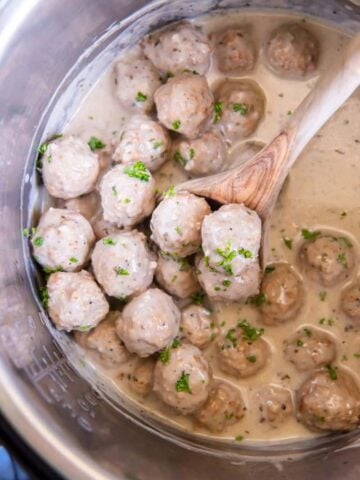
[0,0,359,479]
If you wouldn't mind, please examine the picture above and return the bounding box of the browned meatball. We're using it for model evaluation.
[213,29,256,74]
[259,263,304,326]
[128,358,155,397]
[217,321,270,378]
[300,234,355,287]
[195,382,246,432]
[284,327,336,372]
[341,283,360,322]
[181,304,217,349]
[297,368,360,431]
[253,385,293,425]
[266,23,319,77]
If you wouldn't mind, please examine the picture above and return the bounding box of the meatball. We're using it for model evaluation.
[155,254,199,299]
[215,80,265,143]
[150,192,211,257]
[181,305,216,349]
[284,327,337,372]
[47,270,109,332]
[172,129,227,176]
[91,230,156,299]
[253,385,293,425]
[31,208,95,273]
[42,135,99,200]
[153,343,211,414]
[217,322,270,378]
[259,263,304,325]
[114,58,162,113]
[143,23,212,76]
[300,235,355,287]
[99,163,155,228]
[113,116,170,172]
[201,204,261,277]
[64,191,101,223]
[128,358,156,396]
[195,382,246,432]
[75,311,130,368]
[154,73,214,139]
[116,288,180,357]
[213,29,256,74]
[197,255,261,302]
[266,23,319,77]
[297,368,360,431]
[341,283,360,322]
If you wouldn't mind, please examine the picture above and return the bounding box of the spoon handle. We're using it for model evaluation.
[285,33,360,166]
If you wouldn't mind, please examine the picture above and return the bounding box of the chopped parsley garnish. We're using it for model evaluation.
[189,148,195,159]
[33,237,44,247]
[237,320,264,343]
[337,253,348,268]
[159,348,170,365]
[174,150,187,166]
[215,241,237,275]
[191,291,205,305]
[325,364,338,381]
[301,228,321,241]
[69,257,78,264]
[303,327,312,337]
[78,325,92,332]
[253,292,267,307]
[88,136,106,151]
[264,266,275,274]
[115,267,129,276]
[124,197,131,204]
[319,317,334,326]
[238,248,252,259]
[172,120,181,130]
[225,328,238,348]
[233,103,248,115]
[354,353,360,359]
[282,237,293,250]
[175,371,192,393]
[153,140,164,149]
[247,355,257,363]
[39,286,49,309]
[38,142,48,156]
[43,266,62,275]
[172,338,181,349]
[164,185,175,198]
[214,102,223,123]
[103,237,116,246]
[319,291,327,302]
[166,71,174,78]
[175,226,182,235]
[47,154,52,163]
[222,280,232,287]
[124,161,150,182]
[296,339,304,347]
[135,91,147,102]
[22,228,30,238]
[337,236,353,248]
[223,264,233,276]
[234,435,244,442]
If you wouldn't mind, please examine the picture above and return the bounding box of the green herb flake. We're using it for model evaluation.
[103,237,116,246]
[175,371,192,393]
[115,267,129,276]
[47,154,52,163]
[189,148,195,159]
[264,266,275,274]
[172,120,181,130]
[296,339,304,347]
[319,291,327,302]
[40,286,49,309]
[337,253,348,268]
[153,140,164,149]
[287,110,293,116]
[78,325,92,332]
[214,102,223,123]
[160,347,170,365]
[175,226,182,235]
[69,257,78,264]
[43,266,62,275]
[238,248,253,259]
[124,161,150,182]
[247,355,257,363]
[353,353,360,359]
[172,338,181,349]
[88,136,106,151]
[232,103,248,115]
[235,435,244,442]
[135,91,147,102]
[38,142,48,155]
[282,237,293,250]
[325,364,338,381]
[253,292,267,307]
[33,237,44,247]
[191,292,205,305]
[22,228,30,238]
[164,185,175,198]
[303,327,312,338]
[124,197,131,204]
[173,150,187,167]
[237,319,264,343]
[225,328,238,348]
[222,280,232,287]
[301,228,321,241]
[337,236,353,248]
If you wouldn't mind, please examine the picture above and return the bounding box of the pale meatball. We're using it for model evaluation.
[75,312,130,368]
[99,163,155,228]
[284,327,336,372]
[297,369,360,431]
[47,270,109,332]
[64,191,101,223]
[114,58,162,113]
[215,80,265,143]
[213,29,256,73]
[253,385,293,425]
[259,263,304,325]
[154,73,214,139]
[143,23,212,76]
[195,382,246,432]
[181,305,216,349]
[172,129,227,176]
[32,208,95,272]
[150,192,211,257]
[128,358,155,396]
[266,23,319,77]
[217,323,270,378]
[197,255,261,302]
[155,255,198,299]
[91,230,156,299]
[42,135,99,200]
[300,235,355,287]
[113,116,170,172]
[341,283,360,322]
[116,288,180,357]
[201,204,261,277]
[153,343,211,414]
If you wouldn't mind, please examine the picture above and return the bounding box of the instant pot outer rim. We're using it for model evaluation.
[0,0,360,479]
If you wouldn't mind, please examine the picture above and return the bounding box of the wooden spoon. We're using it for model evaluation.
[177,33,360,265]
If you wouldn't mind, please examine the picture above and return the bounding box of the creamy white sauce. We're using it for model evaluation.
[59,11,360,444]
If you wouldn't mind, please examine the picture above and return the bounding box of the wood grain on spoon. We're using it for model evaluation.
[177,33,360,263]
